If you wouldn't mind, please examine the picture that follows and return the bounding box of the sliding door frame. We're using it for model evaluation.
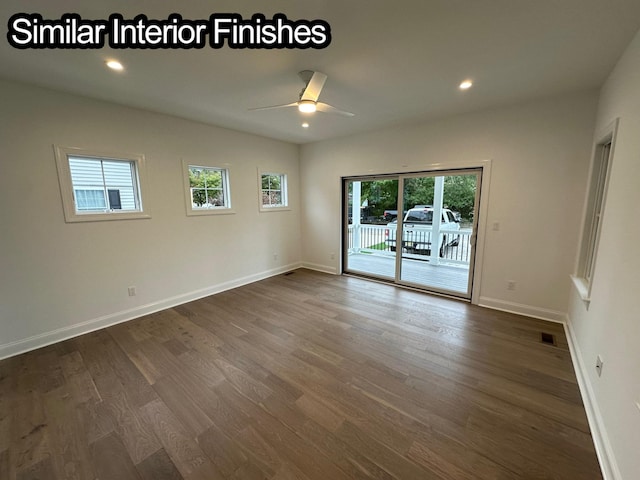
[342,172,399,282]
[395,168,482,299]
[342,160,492,305]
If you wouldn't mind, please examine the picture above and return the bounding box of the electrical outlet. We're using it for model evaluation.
[273,253,278,260]
[492,222,500,231]
[128,286,137,297]
[507,280,516,291]
[330,252,335,260]
[595,355,604,377]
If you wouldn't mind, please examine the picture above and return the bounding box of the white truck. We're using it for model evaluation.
[385,206,460,255]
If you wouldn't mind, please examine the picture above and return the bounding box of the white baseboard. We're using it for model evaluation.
[564,320,620,480]
[478,296,567,323]
[0,262,302,361]
[300,262,338,275]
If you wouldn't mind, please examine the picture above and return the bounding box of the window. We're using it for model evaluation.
[572,118,618,302]
[260,172,288,210]
[74,189,107,211]
[183,162,232,215]
[54,146,149,223]
[108,190,122,210]
[406,211,432,223]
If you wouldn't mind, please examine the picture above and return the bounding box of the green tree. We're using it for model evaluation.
[349,175,477,221]
[359,179,398,217]
[442,175,476,221]
[189,168,223,206]
[262,174,283,206]
[403,177,434,209]
[403,175,476,221]
[351,174,476,222]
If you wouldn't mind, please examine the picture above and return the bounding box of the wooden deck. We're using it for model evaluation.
[0,270,601,479]
[346,252,470,295]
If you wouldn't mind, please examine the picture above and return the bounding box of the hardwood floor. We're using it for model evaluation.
[0,269,602,479]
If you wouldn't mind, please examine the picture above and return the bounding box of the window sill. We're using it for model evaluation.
[65,211,151,223]
[570,275,591,305]
[259,206,291,213]
[186,208,235,217]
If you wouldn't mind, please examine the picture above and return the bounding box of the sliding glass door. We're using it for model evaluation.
[343,168,481,299]
[396,171,480,296]
[344,177,398,280]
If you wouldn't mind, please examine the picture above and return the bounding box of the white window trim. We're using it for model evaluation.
[258,170,290,212]
[571,118,618,305]
[182,160,234,216]
[54,145,151,223]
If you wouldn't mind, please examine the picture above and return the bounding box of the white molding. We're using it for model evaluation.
[0,262,301,361]
[300,262,338,275]
[341,159,492,305]
[564,319,620,480]
[570,274,591,302]
[469,160,491,305]
[53,145,152,223]
[182,159,234,216]
[478,296,567,323]
[258,168,289,212]
[572,118,619,297]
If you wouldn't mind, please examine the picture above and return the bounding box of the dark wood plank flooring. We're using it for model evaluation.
[0,269,602,479]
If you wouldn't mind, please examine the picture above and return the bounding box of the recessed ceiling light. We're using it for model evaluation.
[301,122,310,128]
[106,60,124,71]
[459,79,473,90]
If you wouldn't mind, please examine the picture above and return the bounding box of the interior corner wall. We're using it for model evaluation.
[0,79,301,359]
[567,29,640,480]
[299,91,598,319]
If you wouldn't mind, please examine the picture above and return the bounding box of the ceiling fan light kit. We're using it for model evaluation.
[250,70,354,117]
[298,100,317,113]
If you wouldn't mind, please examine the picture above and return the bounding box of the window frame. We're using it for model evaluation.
[54,145,150,223]
[259,170,289,212]
[571,118,618,304]
[182,160,234,216]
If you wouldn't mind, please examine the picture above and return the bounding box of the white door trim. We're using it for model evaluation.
[341,158,492,305]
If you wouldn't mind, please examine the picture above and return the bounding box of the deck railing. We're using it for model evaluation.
[347,224,473,265]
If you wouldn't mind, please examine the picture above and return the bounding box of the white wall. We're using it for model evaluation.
[567,30,640,480]
[0,79,301,358]
[300,91,598,318]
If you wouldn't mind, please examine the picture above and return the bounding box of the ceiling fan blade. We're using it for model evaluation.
[316,102,355,117]
[300,71,327,102]
[248,102,298,112]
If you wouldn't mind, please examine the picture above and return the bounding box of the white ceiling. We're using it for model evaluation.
[2,1,640,144]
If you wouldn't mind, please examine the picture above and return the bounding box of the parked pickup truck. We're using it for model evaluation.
[382,209,407,222]
[385,206,460,255]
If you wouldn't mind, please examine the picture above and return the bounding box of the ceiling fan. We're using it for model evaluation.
[250,70,355,117]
